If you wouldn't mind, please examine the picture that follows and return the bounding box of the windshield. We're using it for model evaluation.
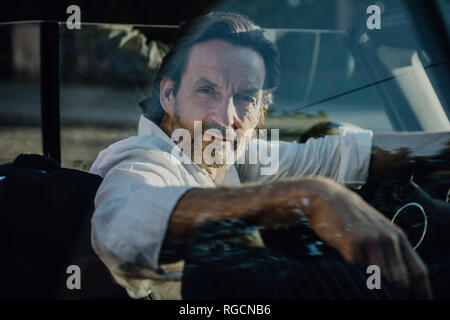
[216,0,450,135]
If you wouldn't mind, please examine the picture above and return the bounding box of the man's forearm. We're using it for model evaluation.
[167,180,316,242]
[159,180,315,264]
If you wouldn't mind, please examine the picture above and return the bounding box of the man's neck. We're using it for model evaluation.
[159,115,173,138]
[205,166,228,185]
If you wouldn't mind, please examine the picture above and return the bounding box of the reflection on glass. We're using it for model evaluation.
[0,22,42,164]
[59,24,176,170]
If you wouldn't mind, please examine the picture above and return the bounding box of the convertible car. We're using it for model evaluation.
[0,0,449,299]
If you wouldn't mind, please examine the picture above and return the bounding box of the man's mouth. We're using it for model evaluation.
[203,132,235,143]
[202,132,239,153]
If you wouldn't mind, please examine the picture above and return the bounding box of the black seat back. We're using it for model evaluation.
[0,154,129,299]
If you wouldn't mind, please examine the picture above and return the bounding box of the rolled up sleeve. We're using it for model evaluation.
[337,126,373,185]
[238,126,373,186]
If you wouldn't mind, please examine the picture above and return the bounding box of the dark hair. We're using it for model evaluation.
[139,12,280,126]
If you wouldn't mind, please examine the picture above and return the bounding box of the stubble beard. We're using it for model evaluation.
[171,114,244,170]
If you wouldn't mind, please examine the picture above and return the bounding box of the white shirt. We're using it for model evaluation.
[89,115,373,299]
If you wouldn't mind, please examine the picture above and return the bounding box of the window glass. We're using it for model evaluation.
[0,22,42,164]
[437,0,450,33]
[215,0,449,136]
[59,24,176,170]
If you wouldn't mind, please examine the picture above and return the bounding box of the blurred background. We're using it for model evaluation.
[1,0,449,170]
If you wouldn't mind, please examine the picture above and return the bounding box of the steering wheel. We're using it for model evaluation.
[355,161,450,299]
[301,121,450,297]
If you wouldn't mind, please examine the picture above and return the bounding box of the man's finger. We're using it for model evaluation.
[379,234,411,290]
[399,237,433,299]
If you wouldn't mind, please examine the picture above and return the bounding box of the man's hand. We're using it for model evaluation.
[297,178,432,299]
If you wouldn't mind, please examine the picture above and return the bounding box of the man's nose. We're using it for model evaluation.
[211,97,238,128]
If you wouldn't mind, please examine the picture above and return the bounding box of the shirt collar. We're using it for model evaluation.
[138,115,175,147]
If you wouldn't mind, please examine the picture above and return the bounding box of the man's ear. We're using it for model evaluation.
[159,78,176,115]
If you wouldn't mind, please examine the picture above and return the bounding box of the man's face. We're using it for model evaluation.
[160,39,266,169]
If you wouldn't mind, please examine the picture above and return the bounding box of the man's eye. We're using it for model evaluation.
[198,87,214,95]
[235,95,254,104]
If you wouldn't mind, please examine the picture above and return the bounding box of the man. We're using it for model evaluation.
[90,12,448,299]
